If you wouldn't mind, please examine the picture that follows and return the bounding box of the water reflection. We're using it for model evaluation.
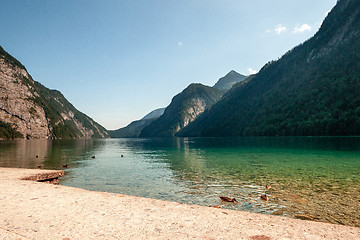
[105,137,360,226]
[0,139,104,170]
[1,137,359,227]
[0,139,50,168]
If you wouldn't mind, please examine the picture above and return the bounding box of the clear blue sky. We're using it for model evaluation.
[0,0,337,129]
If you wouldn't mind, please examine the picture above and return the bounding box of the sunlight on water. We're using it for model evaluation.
[1,137,359,227]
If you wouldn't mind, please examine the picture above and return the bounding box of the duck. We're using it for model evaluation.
[63,164,68,168]
[220,196,238,203]
[91,156,96,159]
[260,194,269,201]
[121,155,124,157]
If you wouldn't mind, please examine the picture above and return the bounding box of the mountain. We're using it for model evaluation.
[140,83,223,137]
[109,108,165,138]
[113,70,245,138]
[0,46,109,140]
[109,119,155,138]
[213,70,247,91]
[179,0,360,137]
[142,108,165,120]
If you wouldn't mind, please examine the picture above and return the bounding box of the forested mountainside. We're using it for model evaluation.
[179,0,360,137]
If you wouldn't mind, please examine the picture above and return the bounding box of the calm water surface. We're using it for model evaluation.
[0,137,359,227]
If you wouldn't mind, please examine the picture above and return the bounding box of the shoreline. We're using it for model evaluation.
[0,167,359,239]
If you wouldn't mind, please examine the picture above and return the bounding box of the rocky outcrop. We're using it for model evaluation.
[0,55,50,139]
[0,46,109,139]
[140,83,223,137]
[177,97,207,131]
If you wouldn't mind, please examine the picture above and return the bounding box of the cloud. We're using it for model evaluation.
[177,42,183,47]
[293,24,312,34]
[274,24,287,34]
[265,24,287,34]
[247,68,258,75]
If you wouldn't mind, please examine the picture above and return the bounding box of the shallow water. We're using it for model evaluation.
[0,137,359,227]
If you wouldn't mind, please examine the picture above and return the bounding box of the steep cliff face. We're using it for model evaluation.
[179,97,208,131]
[140,83,223,137]
[0,46,108,140]
[0,52,50,139]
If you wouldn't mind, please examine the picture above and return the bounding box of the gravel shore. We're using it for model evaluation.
[0,167,359,240]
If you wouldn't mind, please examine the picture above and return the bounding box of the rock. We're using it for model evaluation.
[209,205,221,208]
[295,214,313,220]
[220,196,238,203]
[260,194,269,201]
[21,171,64,181]
[48,178,60,185]
[250,235,271,240]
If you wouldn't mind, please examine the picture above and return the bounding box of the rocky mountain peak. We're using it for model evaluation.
[0,46,109,140]
[213,70,247,91]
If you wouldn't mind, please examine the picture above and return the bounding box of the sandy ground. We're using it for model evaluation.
[0,168,359,240]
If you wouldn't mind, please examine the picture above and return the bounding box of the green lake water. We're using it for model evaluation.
[0,137,359,227]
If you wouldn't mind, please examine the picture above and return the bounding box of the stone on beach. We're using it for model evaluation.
[220,196,238,203]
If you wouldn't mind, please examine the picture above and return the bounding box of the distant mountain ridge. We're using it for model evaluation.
[109,108,165,138]
[139,83,223,137]
[111,70,245,138]
[142,108,165,120]
[179,0,360,137]
[0,46,109,140]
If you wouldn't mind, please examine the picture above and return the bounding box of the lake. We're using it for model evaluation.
[0,137,359,227]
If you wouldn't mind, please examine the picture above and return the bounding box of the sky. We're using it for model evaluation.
[0,0,337,130]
